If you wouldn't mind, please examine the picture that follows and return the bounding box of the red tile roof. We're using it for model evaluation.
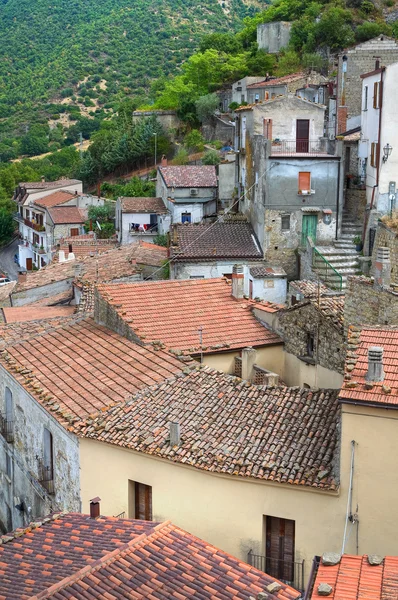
[47,206,85,224]
[59,237,117,258]
[0,512,156,600]
[340,326,398,406]
[33,191,76,209]
[75,366,340,489]
[0,316,188,426]
[2,306,75,323]
[289,280,331,298]
[311,554,398,599]
[159,165,217,188]
[246,72,306,88]
[20,179,81,190]
[120,196,167,213]
[30,520,300,600]
[96,278,282,354]
[170,222,263,261]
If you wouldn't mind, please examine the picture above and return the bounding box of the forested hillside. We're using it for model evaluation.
[0,0,262,147]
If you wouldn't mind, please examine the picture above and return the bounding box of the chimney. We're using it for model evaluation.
[73,263,83,277]
[18,271,27,284]
[374,246,391,290]
[89,497,101,519]
[366,347,385,382]
[169,422,180,446]
[69,243,73,254]
[161,155,168,167]
[231,264,245,299]
[375,57,380,70]
[241,347,257,381]
[58,250,66,263]
[41,175,45,183]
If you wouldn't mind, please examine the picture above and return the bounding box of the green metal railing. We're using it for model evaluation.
[312,247,343,291]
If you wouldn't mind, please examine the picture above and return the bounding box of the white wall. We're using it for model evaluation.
[378,63,398,215]
[250,276,287,304]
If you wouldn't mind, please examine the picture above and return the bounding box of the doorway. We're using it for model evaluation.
[265,515,295,584]
[296,119,309,152]
[301,214,317,246]
[26,257,33,271]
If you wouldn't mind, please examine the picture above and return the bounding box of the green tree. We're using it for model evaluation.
[184,129,205,152]
[196,93,219,123]
[0,209,15,245]
[276,51,302,76]
[202,149,220,165]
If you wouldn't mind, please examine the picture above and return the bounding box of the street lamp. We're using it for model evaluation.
[383,143,393,163]
[153,132,157,167]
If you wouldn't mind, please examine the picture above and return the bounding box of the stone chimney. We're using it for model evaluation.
[231,264,244,299]
[89,497,101,519]
[58,250,66,263]
[161,155,168,167]
[18,271,27,284]
[374,247,391,290]
[241,347,257,381]
[366,346,385,382]
[169,422,180,446]
[41,175,45,183]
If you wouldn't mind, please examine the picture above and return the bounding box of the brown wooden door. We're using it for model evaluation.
[70,228,79,236]
[135,482,152,520]
[266,516,295,584]
[296,119,309,152]
[26,257,33,271]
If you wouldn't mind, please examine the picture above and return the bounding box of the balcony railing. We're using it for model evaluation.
[247,550,305,593]
[37,459,55,494]
[271,139,334,155]
[129,225,158,235]
[13,212,24,223]
[23,218,45,232]
[0,413,14,443]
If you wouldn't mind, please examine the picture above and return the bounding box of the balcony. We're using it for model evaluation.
[37,459,55,494]
[13,212,24,224]
[23,218,46,232]
[129,224,158,235]
[0,413,14,443]
[270,139,335,156]
[247,550,305,593]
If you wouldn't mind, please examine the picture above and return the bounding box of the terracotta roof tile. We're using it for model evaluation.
[75,367,340,489]
[19,180,81,191]
[34,191,77,209]
[59,236,117,258]
[170,222,263,261]
[29,521,300,600]
[250,266,286,278]
[281,294,345,334]
[246,72,306,88]
[2,306,75,323]
[96,278,282,354]
[47,206,85,224]
[311,554,398,599]
[120,196,168,214]
[289,280,331,298]
[0,316,188,426]
[0,513,156,600]
[340,326,398,406]
[159,166,217,188]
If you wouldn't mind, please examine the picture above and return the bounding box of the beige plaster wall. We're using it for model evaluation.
[283,352,344,389]
[201,345,284,377]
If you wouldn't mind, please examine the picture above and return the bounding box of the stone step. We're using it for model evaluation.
[340,229,362,236]
[315,246,359,256]
[314,260,360,269]
[334,242,357,249]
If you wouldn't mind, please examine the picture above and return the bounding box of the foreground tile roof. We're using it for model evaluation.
[0,317,188,426]
[340,326,398,406]
[33,191,76,209]
[2,306,75,323]
[170,222,263,261]
[75,367,340,489]
[30,520,300,600]
[47,206,85,224]
[97,278,282,354]
[246,72,305,88]
[0,512,156,600]
[120,196,168,213]
[311,554,398,599]
[159,165,217,188]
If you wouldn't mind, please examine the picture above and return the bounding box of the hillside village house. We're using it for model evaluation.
[231,76,266,105]
[235,94,342,279]
[245,72,327,105]
[156,165,218,224]
[115,196,170,244]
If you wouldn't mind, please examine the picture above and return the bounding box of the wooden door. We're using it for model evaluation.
[266,516,295,584]
[296,119,309,152]
[301,214,317,246]
[26,257,33,271]
[135,482,152,520]
[70,228,79,236]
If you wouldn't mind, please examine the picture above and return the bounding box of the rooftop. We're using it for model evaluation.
[75,366,340,489]
[159,165,217,188]
[96,278,282,354]
[281,294,345,334]
[250,266,286,278]
[59,234,117,258]
[19,179,81,191]
[170,222,263,261]
[246,72,306,88]
[235,93,326,112]
[0,316,188,426]
[2,306,75,323]
[47,206,85,224]
[311,554,398,599]
[33,191,77,209]
[119,196,168,214]
[340,326,398,407]
[0,514,299,600]
[289,280,331,298]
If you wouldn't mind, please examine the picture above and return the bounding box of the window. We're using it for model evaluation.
[135,482,152,520]
[298,172,311,193]
[181,212,191,224]
[5,453,11,478]
[363,85,368,111]
[70,228,79,236]
[265,516,295,584]
[190,275,205,279]
[1,388,14,443]
[255,93,260,103]
[373,81,381,109]
[263,118,272,140]
[306,332,315,358]
[281,215,290,231]
[39,428,54,494]
[241,116,246,149]
[370,142,379,168]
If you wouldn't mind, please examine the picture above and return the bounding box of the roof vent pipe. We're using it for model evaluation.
[169,422,180,446]
[366,346,385,382]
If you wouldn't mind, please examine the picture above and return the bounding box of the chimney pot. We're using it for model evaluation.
[231,264,245,299]
[374,246,391,290]
[41,176,45,183]
[161,155,168,167]
[169,421,180,446]
[89,497,101,519]
[58,250,66,263]
[366,346,385,382]
[18,271,27,284]
[241,347,257,381]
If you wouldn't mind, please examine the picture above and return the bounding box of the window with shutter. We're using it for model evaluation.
[373,81,381,109]
[298,172,311,193]
[265,516,295,584]
[263,118,272,139]
[370,142,379,168]
[363,86,368,111]
[134,482,152,520]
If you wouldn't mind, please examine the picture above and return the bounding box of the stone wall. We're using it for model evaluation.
[11,278,74,307]
[278,302,345,374]
[344,276,398,330]
[344,188,366,221]
[371,222,398,284]
[94,288,144,344]
[257,21,291,53]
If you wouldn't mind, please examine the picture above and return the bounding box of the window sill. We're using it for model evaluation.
[298,191,315,196]
[298,355,316,365]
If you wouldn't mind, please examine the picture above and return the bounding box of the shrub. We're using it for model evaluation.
[202,149,220,165]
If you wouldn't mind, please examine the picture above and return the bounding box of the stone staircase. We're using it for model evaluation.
[312,215,363,290]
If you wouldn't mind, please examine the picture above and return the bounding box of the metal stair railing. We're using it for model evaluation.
[312,247,343,291]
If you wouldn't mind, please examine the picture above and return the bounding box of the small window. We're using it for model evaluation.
[281,215,290,231]
[363,85,368,111]
[306,333,315,358]
[5,453,11,478]
[298,172,311,193]
[181,212,191,224]
[263,118,272,140]
[370,142,379,168]
[189,275,205,279]
[373,81,381,109]
[135,482,152,520]
[70,228,79,237]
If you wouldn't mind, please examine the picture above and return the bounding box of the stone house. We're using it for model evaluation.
[231,76,265,105]
[246,72,327,106]
[371,221,398,284]
[115,196,170,245]
[156,165,218,224]
[235,95,342,279]
[336,36,398,134]
[257,21,292,54]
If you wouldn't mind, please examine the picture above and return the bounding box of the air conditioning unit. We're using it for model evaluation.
[190,189,199,197]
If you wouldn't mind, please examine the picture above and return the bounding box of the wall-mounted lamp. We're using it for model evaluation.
[383,143,393,163]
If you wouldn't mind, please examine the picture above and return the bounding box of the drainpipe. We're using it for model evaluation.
[335,153,341,241]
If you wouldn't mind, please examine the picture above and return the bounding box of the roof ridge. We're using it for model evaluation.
[28,520,173,600]
[1,511,69,545]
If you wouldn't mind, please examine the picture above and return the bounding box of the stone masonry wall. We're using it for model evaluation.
[344,276,398,330]
[344,188,367,221]
[278,302,345,374]
[371,222,398,284]
[94,289,144,345]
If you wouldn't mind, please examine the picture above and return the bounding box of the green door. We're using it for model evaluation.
[301,214,317,246]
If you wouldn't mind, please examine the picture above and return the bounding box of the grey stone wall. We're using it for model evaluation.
[94,288,144,344]
[344,276,398,330]
[371,222,398,284]
[257,21,292,53]
[344,188,366,221]
[278,302,345,374]
[11,278,74,307]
